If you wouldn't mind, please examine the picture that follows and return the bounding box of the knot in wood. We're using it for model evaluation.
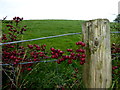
[94,40,99,46]
[104,21,107,24]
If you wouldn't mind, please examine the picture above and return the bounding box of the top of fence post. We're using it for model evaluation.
[82,19,112,88]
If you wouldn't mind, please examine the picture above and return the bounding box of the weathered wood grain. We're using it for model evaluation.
[82,19,112,88]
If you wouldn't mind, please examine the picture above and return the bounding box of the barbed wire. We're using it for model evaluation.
[0,32,120,66]
[111,31,120,34]
[0,32,81,45]
[0,31,120,45]
[0,60,58,66]
[1,53,120,66]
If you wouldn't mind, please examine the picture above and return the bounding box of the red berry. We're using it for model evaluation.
[72,56,76,60]
[55,53,59,57]
[33,58,37,61]
[8,32,12,35]
[51,52,55,54]
[80,61,84,65]
[59,51,64,54]
[39,52,44,54]
[61,58,65,61]
[68,60,72,64]
[67,49,73,52]
[17,17,20,19]
[13,30,17,32]
[33,55,37,58]
[10,55,14,59]
[51,55,56,58]
[76,53,81,57]
[35,52,39,55]
[34,44,38,47]
[57,60,61,64]
[76,42,79,45]
[81,50,85,53]
[39,54,44,57]
[28,45,33,49]
[57,49,60,53]
[27,68,32,71]
[18,58,22,61]
[81,43,85,47]
[50,47,55,51]
[15,20,19,23]
[23,29,26,31]
[78,41,83,45]
[43,44,46,47]
[15,59,19,62]
[6,25,10,27]
[76,41,82,45]
[76,49,83,52]
[112,66,118,70]
[80,58,85,61]
[111,50,116,53]
[65,55,71,59]
[81,54,86,58]
[13,62,17,65]
[70,53,75,56]
[36,47,40,50]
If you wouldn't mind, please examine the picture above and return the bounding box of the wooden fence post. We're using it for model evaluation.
[82,19,112,88]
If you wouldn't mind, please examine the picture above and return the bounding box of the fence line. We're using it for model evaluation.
[1,31,120,66]
[0,31,120,45]
[0,32,81,45]
[111,31,120,33]
[1,53,119,66]
[0,60,58,66]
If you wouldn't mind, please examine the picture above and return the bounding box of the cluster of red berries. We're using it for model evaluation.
[2,22,27,43]
[2,17,87,75]
[51,48,64,59]
[13,17,23,23]
[28,44,46,51]
[51,41,86,65]
[111,43,120,79]
[3,50,25,64]
[2,17,32,71]
[2,43,50,72]
[112,66,118,70]
[76,41,85,46]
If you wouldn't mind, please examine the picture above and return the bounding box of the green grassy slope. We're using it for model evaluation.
[20,20,84,51]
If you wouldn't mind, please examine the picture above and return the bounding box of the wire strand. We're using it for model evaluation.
[0,31,120,45]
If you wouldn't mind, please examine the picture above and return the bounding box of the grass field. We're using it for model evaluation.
[4,20,119,50]
[2,19,120,89]
[11,20,85,51]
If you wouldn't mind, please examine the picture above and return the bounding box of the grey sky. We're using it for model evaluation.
[0,0,119,21]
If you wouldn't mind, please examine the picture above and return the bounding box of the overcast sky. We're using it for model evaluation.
[0,0,119,21]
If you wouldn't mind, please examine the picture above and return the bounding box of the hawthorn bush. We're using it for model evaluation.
[110,21,120,88]
[2,17,120,89]
[2,17,86,89]
[111,43,120,88]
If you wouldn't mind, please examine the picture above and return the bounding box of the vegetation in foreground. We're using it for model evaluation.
[1,17,120,89]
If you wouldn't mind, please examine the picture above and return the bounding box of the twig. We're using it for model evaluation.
[2,68,17,88]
